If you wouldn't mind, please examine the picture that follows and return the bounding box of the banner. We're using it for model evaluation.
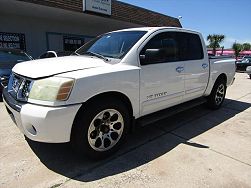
[0,32,26,50]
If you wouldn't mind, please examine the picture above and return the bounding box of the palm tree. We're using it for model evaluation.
[242,43,251,51]
[232,43,243,59]
[207,34,225,55]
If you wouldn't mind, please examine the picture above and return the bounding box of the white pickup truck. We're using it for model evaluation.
[3,27,235,159]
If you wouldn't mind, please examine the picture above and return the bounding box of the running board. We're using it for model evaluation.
[137,97,207,127]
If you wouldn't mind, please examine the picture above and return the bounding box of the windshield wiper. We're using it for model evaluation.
[72,51,80,56]
[82,51,109,62]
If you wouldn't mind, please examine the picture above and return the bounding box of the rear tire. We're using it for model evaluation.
[207,79,226,110]
[249,74,251,79]
[71,97,130,159]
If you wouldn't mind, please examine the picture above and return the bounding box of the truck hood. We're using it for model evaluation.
[12,56,109,79]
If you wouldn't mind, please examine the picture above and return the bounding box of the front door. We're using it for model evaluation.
[139,31,185,116]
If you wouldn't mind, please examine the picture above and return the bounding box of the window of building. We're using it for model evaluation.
[63,37,85,52]
[0,32,26,50]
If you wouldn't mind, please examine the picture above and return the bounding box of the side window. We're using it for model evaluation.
[175,32,203,61]
[140,32,204,65]
[187,33,204,60]
[140,32,179,65]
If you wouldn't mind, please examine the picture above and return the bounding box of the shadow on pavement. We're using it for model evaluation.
[26,98,251,182]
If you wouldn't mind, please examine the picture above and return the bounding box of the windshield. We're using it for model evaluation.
[242,57,251,63]
[0,50,31,64]
[76,31,147,59]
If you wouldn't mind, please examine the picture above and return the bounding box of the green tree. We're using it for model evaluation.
[242,43,251,51]
[232,43,243,59]
[207,34,225,55]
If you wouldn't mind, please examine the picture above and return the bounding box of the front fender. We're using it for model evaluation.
[61,65,141,118]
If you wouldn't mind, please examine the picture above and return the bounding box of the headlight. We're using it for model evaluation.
[29,77,74,101]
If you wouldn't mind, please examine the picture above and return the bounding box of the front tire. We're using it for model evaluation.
[207,79,226,110]
[71,97,130,159]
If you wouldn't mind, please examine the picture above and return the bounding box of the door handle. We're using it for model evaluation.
[176,66,184,73]
[202,63,208,69]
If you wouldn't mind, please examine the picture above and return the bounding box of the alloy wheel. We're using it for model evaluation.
[215,84,225,105]
[87,109,124,152]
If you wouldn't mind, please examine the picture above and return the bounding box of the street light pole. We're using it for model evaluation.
[178,16,182,27]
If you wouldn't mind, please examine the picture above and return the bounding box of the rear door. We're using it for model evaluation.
[139,31,185,116]
[180,33,209,101]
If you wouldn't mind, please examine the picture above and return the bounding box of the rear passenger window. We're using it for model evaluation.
[175,32,204,61]
[189,34,204,60]
[140,31,204,65]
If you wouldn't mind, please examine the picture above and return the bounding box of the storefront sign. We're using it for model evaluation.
[83,0,111,15]
[0,32,26,50]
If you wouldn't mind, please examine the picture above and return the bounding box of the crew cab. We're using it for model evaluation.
[2,27,236,159]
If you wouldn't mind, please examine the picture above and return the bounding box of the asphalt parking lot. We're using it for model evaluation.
[0,73,251,188]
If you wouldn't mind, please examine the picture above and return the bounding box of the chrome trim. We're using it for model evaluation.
[7,73,33,102]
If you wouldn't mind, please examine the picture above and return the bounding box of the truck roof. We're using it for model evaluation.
[112,27,200,35]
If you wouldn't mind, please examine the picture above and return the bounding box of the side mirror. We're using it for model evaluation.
[140,49,165,65]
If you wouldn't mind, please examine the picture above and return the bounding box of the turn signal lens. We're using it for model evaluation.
[56,80,74,101]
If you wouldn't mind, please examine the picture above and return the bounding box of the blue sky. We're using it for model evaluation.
[120,0,251,49]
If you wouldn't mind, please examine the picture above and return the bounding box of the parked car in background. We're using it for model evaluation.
[208,53,214,57]
[236,56,251,72]
[0,48,33,94]
[39,51,72,59]
[246,66,251,79]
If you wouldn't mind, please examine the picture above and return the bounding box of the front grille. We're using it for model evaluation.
[8,73,33,102]
[12,75,23,92]
[17,79,32,101]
